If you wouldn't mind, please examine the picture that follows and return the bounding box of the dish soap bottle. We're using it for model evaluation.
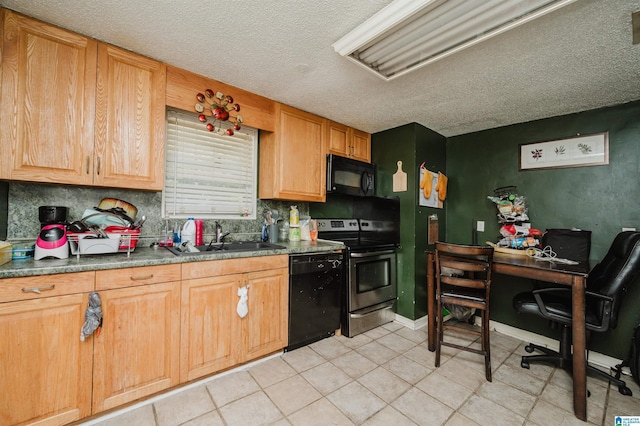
[182,218,196,244]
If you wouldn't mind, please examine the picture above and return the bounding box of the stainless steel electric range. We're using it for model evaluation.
[317,197,400,337]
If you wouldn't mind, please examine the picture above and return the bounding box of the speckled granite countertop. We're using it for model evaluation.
[0,240,345,279]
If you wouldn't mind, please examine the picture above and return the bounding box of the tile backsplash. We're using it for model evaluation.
[7,182,308,245]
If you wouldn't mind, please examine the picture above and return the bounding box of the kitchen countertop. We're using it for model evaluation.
[0,239,345,279]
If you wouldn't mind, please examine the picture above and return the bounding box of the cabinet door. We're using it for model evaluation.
[180,274,242,382]
[0,10,96,184]
[92,281,180,413]
[0,294,93,426]
[327,121,349,157]
[260,104,326,202]
[351,128,371,163]
[243,267,289,361]
[94,43,166,190]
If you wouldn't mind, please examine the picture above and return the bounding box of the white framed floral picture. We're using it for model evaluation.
[519,132,609,171]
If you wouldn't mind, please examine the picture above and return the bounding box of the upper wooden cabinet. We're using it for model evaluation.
[0,9,166,190]
[327,120,371,163]
[0,9,97,183]
[259,103,327,202]
[94,44,166,190]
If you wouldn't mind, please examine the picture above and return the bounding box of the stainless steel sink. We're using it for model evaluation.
[165,241,285,256]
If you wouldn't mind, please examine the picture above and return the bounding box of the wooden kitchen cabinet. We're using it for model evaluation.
[351,128,372,163]
[259,103,327,202]
[180,255,288,381]
[0,272,95,426]
[94,43,166,190]
[180,273,243,381]
[243,267,289,361]
[0,9,166,190]
[327,120,371,163]
[92,265,180,413]
[0,9,97,184]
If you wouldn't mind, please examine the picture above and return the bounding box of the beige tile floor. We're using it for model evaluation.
[83,322,640,426]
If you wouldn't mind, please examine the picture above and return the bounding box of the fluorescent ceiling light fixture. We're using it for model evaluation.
[333,0,578,81]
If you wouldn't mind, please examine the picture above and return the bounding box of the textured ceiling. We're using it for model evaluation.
[2,0,639,137]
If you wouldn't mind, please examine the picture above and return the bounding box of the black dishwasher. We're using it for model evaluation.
[286,252,344,351]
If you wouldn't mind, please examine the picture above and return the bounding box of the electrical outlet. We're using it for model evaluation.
[622,227,636,232]
[477,221,485,232]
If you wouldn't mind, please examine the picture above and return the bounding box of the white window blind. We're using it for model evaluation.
[163,108,258,219]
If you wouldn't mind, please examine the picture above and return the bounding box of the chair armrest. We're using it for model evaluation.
[531,288,567,318]
[531,287,614,331]
[531,287,613,303]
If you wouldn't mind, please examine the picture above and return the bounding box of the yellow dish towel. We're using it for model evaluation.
[436,172,448,201]
[420,169,434,198]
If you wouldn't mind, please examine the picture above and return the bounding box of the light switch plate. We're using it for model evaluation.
[477,221,485,232]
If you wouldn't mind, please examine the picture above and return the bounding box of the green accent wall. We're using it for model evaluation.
[372,123,446,320]
[446,100,640,359]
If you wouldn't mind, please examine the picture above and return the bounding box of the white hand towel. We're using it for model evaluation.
[237,286,248,318]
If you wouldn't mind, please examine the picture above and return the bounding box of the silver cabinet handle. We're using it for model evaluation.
[21,285,55,294]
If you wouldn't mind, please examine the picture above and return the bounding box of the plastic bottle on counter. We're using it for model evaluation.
[195,219,204,246]
[289,205,299,226]
[182,218,196,244]
[173,222,181,244]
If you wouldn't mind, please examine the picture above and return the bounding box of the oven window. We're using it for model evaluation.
[356,258,391,293]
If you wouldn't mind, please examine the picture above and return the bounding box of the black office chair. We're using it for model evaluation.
[435,242,494,381]
[513,231,640,395]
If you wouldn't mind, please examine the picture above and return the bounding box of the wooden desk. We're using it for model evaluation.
[426,251,590,421]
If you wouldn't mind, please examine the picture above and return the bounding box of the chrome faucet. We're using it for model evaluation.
[215,221,222,243]
[214,221,230,243]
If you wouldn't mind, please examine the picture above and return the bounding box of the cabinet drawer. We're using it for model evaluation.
[182,255,288,279]
[96,264,181,290]
[0,271,95,303]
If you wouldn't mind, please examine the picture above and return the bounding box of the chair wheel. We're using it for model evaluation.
[619,386,633,396]
[524,344,535,353]
[521,359,530,369]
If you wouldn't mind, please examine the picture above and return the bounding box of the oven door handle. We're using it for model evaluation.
[350,250,395,258]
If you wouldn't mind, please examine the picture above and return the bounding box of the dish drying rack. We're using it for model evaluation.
[67,212,141,258]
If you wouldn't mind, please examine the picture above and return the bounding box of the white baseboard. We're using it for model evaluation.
[395,314,624,371]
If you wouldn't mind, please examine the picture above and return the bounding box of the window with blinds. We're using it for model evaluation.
[163,108,258,219]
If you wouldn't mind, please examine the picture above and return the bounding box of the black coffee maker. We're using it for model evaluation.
[34,206,70,260]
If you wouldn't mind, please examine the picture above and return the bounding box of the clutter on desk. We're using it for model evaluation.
[487,186,542,252]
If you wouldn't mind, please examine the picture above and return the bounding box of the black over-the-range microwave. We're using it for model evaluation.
[326,154,375,197]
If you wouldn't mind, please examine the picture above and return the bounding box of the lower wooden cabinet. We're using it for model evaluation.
[0,257,288,424]
[243,268,289,361]
[0,277,94,426]
[93,266,181,413]
[180,255,289,381]
[180,273,243,381]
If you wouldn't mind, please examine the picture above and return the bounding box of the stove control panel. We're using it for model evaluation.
[316,219,359,232]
